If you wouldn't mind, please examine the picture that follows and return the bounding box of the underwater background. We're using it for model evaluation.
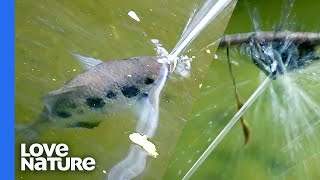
[15,0,320,179]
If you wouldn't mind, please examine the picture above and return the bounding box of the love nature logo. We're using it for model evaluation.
[20,143,96,171]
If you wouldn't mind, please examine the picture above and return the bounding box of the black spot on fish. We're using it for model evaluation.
[86,97,106,108]
[106,91,117,99]
[121,86,140,98]
[144,77,155,85]
[55,110,72,118]
[67,121,101,129]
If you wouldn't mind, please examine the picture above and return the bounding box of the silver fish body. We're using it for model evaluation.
[44,56,162,122]
[18,56,164,141]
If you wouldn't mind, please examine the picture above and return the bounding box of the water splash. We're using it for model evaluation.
[185,42,319,179]
[170,0,233,58]
[184,1,320,178]
[255,63,320,161]
[151,39,193,78]
[108,0,235,177]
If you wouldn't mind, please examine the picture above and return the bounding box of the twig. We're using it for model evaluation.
[219,31,320,47]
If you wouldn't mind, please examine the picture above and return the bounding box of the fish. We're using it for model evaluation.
[16,54,165,142]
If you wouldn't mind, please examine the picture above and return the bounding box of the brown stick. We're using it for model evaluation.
[219,31,320,47]
[226,43,251,145]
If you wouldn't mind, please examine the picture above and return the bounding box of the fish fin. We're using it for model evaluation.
[43,85,87,113]
[46,84,86,96]
[16,119,47,143]
[70,52,103,70]
[16,126,40,142]
[67,121,101,129]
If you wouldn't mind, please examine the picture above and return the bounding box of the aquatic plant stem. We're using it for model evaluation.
[182,74,274,180]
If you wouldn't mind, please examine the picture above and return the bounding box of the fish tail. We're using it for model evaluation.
[16,125,40,142]
[16,118,48,143]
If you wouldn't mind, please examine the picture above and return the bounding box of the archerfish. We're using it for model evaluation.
[17,54,166,141]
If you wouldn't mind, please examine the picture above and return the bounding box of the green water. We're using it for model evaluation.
[164,0,320,179]
[15,0,320,179]
[15,0,234,179]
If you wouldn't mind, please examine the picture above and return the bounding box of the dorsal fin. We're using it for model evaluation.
[70,52,103,70]
[43,84,87,113]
